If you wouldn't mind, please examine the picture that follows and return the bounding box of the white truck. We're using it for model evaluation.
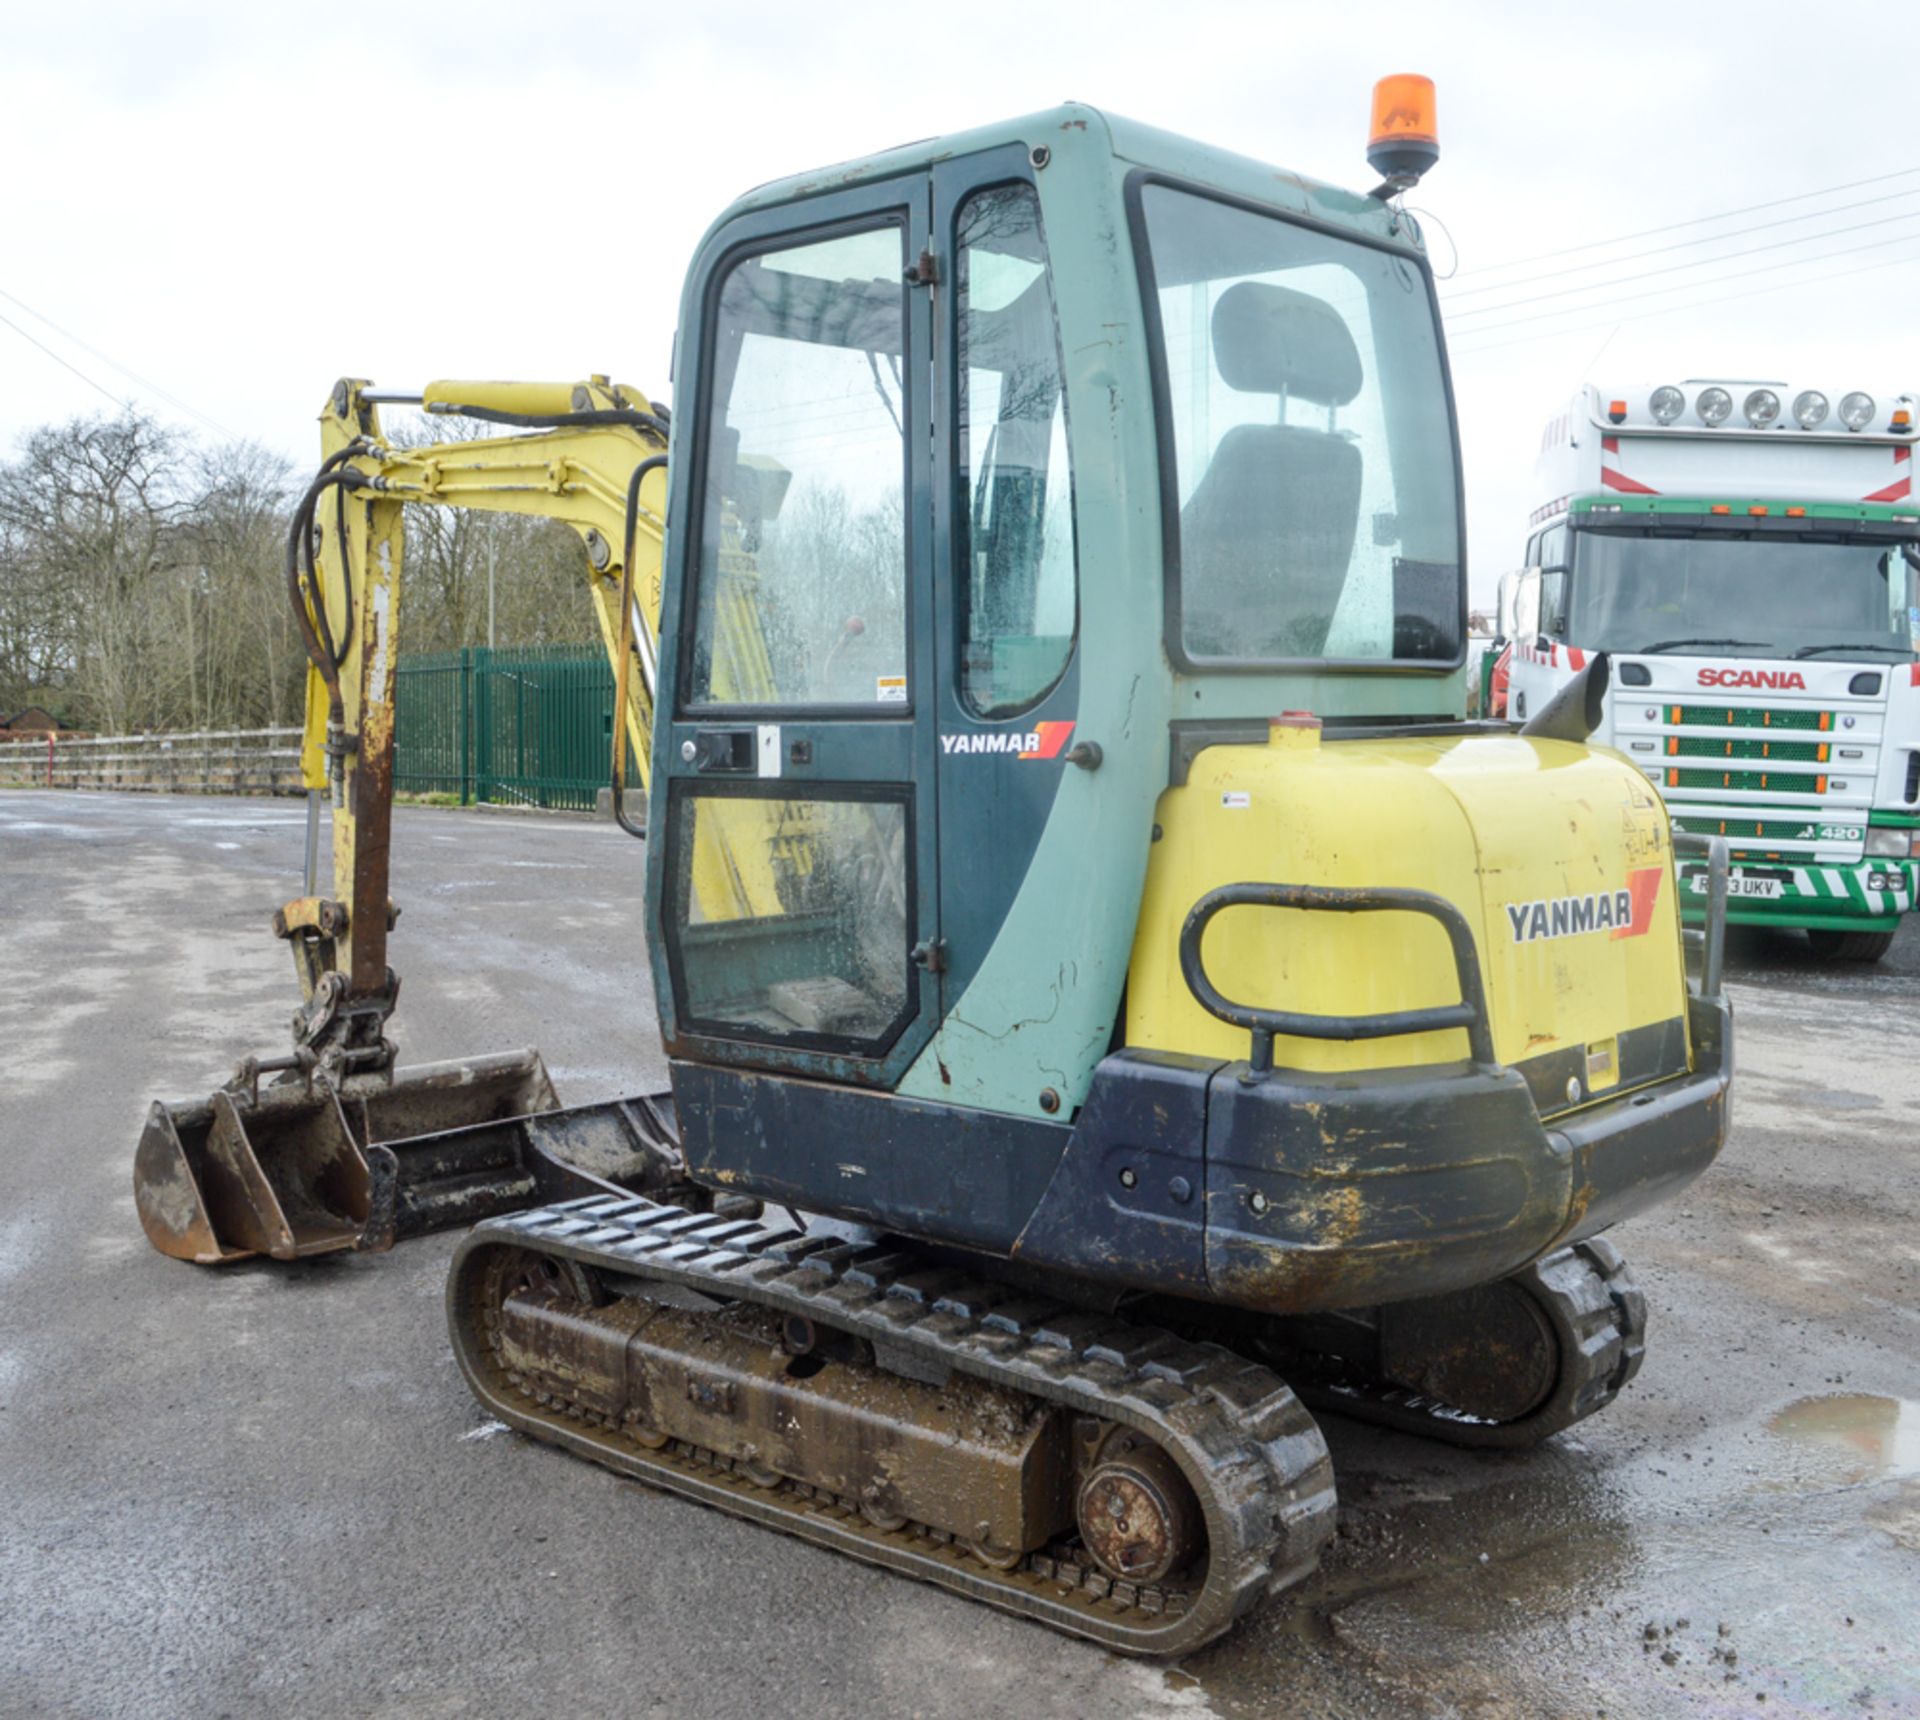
[1498,380,1920,960]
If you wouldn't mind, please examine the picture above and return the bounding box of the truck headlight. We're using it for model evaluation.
[1743,389,1781,428]
[1840,391,1877,431]
[1864,828,1911,857]
[1649,385,1685,424]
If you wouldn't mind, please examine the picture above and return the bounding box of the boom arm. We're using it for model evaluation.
[285,376,669,1076]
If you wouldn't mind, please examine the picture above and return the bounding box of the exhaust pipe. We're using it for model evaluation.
[1520,652,1610,743]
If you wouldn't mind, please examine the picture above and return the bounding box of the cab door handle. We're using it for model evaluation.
[680,729,756,773]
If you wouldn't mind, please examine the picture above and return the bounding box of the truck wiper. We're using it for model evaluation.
[1789,642,1901,659]
[1638,638,1770,654]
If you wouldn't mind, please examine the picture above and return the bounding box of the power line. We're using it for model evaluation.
[1444,208,1920,322]
[0,308,130,413]
[1452,163,1920,279]
[0,283,241,440]
[1448,238,1920,358]
[1444,222,1920,338]
[1441,183,1920,301]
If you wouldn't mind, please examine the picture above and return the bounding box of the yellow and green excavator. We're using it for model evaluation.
[133,83,1732,1654]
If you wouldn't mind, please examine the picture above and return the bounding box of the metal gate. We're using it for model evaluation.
[395,644,620,810]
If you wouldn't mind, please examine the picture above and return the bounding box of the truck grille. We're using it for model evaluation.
[1666,735,1830,762]
[1665,767,1829,793]
[1665,703,1831,731]
[1671,814,1836,845]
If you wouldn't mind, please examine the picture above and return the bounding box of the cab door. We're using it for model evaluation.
[650,176,940,1086]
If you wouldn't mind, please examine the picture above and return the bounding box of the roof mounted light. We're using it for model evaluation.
[1696,387,1733,427]
[1791,390,1829,429]
[1367,74,1439,196]
[1607,398,1628,424]
[1840,391,1876,431]
[1743,388,1781,429]
[1649,385,1685,424]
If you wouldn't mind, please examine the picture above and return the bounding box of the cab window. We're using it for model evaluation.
[955,183,1076,715]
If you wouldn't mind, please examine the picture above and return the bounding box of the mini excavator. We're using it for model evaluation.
[134,84,1733,1654]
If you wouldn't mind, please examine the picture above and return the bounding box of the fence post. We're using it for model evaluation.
[459,647,473,806]
[476,646,492,806]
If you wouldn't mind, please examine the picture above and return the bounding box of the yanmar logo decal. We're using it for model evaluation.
[1506,867,1664,944]
[940,721,1074,759]
[1697,666,1806,691]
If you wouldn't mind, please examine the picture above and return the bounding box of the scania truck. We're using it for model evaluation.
[1498,380,1920,960]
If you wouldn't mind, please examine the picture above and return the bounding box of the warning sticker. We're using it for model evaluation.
[875,675,907,703]
[1221,791,1251,809]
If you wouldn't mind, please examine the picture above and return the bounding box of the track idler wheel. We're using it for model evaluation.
[1077,1431,1205,1585]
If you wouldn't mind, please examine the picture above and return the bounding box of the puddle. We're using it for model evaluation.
[1768,1394,1920,1482]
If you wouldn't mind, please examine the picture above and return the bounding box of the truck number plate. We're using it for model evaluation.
[1689,872,1784,900]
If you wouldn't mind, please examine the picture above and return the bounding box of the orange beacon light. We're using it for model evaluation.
[1368,74,1439,192]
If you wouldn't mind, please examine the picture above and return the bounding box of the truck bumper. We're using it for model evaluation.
[1678,856,1913,932]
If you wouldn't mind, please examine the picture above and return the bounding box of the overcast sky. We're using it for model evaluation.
[6,1,1919,608]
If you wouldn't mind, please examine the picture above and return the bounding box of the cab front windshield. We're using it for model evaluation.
[1138,183,1462,665]
[1568,530,1920,661]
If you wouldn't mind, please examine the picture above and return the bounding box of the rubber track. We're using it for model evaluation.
[1284,1238,1649,1451]
[448,1194,1337,1656]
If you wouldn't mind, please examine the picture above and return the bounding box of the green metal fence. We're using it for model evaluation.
[395,644,619,810]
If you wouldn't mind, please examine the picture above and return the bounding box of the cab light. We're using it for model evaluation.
[1792,390,1829,428]
[1649,385,1686,424]
[1786,506,1806,517]
[1697,387,1733,426]
[1710,504,1732,514]
[1840,391,1876,431]
[1748,505,1769,516]
[1894,407,1914,434]
[1744,388,1781,428]
[1367,74,1439,187]
[1608,398,1628,424]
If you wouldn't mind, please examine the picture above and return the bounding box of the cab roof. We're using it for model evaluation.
[706,103,1417,260]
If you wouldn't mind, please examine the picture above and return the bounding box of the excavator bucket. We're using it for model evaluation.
[134,1048,681,1266]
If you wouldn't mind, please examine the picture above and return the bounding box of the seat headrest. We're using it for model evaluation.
[1210,280,1362,406]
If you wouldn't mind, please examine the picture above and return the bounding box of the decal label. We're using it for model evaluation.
[939,721,1075,760]
[875,674,907,703]
[1506,867,1664,943]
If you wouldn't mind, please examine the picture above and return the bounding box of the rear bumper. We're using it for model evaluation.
[1012,995,1733,1316]
[1199,994,1731,1313]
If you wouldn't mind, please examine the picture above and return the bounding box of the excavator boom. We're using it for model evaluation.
[134,378,685,1264]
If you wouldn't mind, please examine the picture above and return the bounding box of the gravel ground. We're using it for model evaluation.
[1,789,1914,1719]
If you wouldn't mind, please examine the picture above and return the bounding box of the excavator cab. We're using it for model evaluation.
[135,98,1731,1655]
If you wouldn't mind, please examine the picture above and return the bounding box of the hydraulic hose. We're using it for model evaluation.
[285,455,372,800]
[427,402,671,439]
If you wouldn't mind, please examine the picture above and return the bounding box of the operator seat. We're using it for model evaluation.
[1178,281,1364,659]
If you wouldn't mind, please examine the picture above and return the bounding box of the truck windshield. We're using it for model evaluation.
[1135,183,1462,667]
[1569,531,1919,661]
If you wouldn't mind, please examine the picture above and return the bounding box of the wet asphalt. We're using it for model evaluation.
[0,788,1914,1720]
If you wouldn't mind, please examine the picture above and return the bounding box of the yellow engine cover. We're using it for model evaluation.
[1128,725,1689,1107]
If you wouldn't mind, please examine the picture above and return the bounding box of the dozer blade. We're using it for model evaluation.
[134,1048,683,1266]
